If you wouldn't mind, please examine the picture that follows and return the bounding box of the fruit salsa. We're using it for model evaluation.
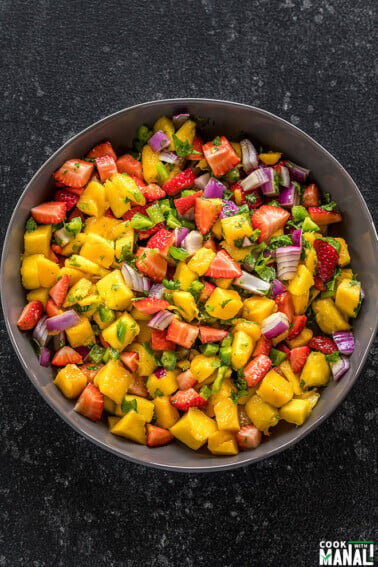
[17,112,362,455]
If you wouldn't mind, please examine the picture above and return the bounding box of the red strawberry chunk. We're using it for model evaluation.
[275,291,295,323]
[308,336,338,354]
[52,346,83,366]
[302,184,320,207]
[146,424,174,447]
[53,159,94,188]
[151,328,176,351]
[147,228,175,256]
[68,206,85,223]
[199,326,228,344]
[176,370,197,390]
[170,388,207,411]
[54,189,79,210]
[87,141,117,161]
[46,298,60,318]
[186,135,204,160]
[205,250,242,279]
[79,363,103,383]
[123,205,148,222]
[252,336,272,357]
[138,222,165,240]
[174,190,203,215]
[199,281,216,302]
[194,197,222,235]
[135,247,167,282]
[314,275,326,291]
[162,168,197,196]
[142,184,166,201]
[236,425,262,450]
[133,298,170,315]
[17,301,43,331]
[290,346,309,374]
[244,354,272,387]
[127,374,148,398]
[120,351,139,373]
[202,136,240,177]
[116,154,143,178]
[277,344,291,357]
[287,315,307,340]
[314,239,339,282]
[251,205,290,243]
[31,201,66,224]
[48,274,69,308]
[166,319,199,349]
[95,155,118,183]
[308,207,342,226]
[74,383,104,422]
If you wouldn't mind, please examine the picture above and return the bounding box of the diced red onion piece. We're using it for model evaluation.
[260,168,279,196]
[148,130,170,153]
[149,283,165,299]
[75,346,90,360]
[174,227,190,247]
[46,310,81,332]
[285,160,310,183]
[261,312,289,339]
[219,200,239,219]
[194,173,210,190]
[240,168,269,191]
[234,271,271,295]
[279,165,290,187]
[173,113,190,128]
[148,310,175,330]
[203,177,225,198]
[33,315,50,347]
[154,367,167,378]
[122,263,150,293]
[39,347,51,367]
[54,227,72,247]
[240,139,259,172]
[271,279,286,297]
[276,246,301,280]
[330,356,351,381]
[53,331,65,351]
[332,331,355,355]
[182,231,203,255]
[291,229,303,249]
[159,151,183,165]
[279,183,300,208]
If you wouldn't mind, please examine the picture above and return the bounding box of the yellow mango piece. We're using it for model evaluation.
[297,389,320,409]
[108,220,132,241]
[154,115,175,150]
[221,214,253,247]
[96,270,133,310]
[304,247,317,275]
[92,310,113,330]
[27,287,49,307]
[113,232,134,265]
[288,264,314,295]
[58,266,87,286]
[64,277,93,307]
[170,407,217,450]
[128,343,156,376]
[287,327,313,348]
[334,237,350,267]
[154,395,179,429]
[135,321,152,343]
[80,233,114,268]
[337,268,353,285]
[243,296,276,324]
[232,319,261,341]
[24,225,52,257]
[231,330,254,370]
[279,359,302,395]
[300,352,330,388]
[115,395,154,422]
[142,145,160,183]
[214,278,233,289]
[110,410,146,444]
[94,359,132,404]
[190,354,220,383]
[76,294,101,318]
[54,364,87,399]
[208,430,239,455]
[173,261,198,290]
[131,306,151,321]
[335,279,361,318]
[214,397,240,431]
[258,152,282,165]
[292,291,309,315]
[271,329,289,347]
[312,298,351,334]
[103,396,117,414]
[66,316,95,348]
[107,416,120,428]
[172,291,199,322]
[230,142,241,158]
[77,180,107,217]
[65,255,108,277]
[174,119,196,145]
[60,233,87,257]
[84,216,122,240]
[220,240,252,262]
[205,287,243,320]
[279,399,312,425]
[211,219,223,240]
[234,189,243,206]
[257,369,293,407]
[302,232,323,247]
[105,173,145,218]
[187,247,216,276]
[146,370,178,396]
[245,395,279,434]
[102,313,139,350]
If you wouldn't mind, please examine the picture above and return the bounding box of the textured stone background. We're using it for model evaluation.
[0,1,377,566]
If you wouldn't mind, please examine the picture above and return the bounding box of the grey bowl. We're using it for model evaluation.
[2,99,377,472]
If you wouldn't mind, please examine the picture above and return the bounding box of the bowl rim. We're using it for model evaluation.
[2,97,377,473]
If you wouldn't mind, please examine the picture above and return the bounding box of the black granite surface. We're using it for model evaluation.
[1,1,377,566]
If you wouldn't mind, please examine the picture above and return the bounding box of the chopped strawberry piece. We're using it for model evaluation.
[203,236,217,252]
[142,183,166,201]
[273,366,284,376]
[170,388,207,411]
[194,197,222,234]
[162,168,197,196]
[52,346,83,366]
[308,336,338,354]
[166,319,199,349]
[314,275,326,291]
[127,374,148,398]
[54,189,79,210]
[74,383,104,421]
[48,274,69,307]
[79,363,103,383]
[202,136,240,177]
[252,336,272,357]
[236,425,262,450]
[87,141,117,161]
[151,328,176,351]
[275,291,295,323]
[176,370,197,390]
[17,301,43,330]
[277,344,291,357]
[31,201,66,224]
[302,184,320,207]
[199,326,228,344]
[46,298,60,318]
[146,228,175,256]
[122,205,148,221]
[133,298,169,315]
[251,205,290,243]
[95,155,117,182]
[205,249,242,279]
[116,154,142,178]
[186,134,204,160]
[120,351,139,373]
[49,249,60,264]
[287,315,307,340]
[244,354,272,387]
[174,190,203,215]
[308,206,342,226]
[68,207,85,223]
[290,346,309,374]
[53,159,94,188]
[129,174,147,189]
[51,243,63,255]
[66,187,85,196]
[135,247,167,282]
[138,222,165,240]
[105,208,116,218]
[146,424,174,447]
[199,281,216,302]
[314,239,339,282]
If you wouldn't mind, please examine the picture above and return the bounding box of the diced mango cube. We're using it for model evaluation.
[54,364,87,399]
[77,180,107,217]
[335,279,361,318]
[96,270,133,310]
[172,291,199,322]
[312,298,351,334]
[279,399,312,425]
[24,225,52,257]
[221,214,253,246]
[94,359,132,404]
[300,352,330,388]
[58,266,87,286]
[115,395,154,422]
[231,330,254,370]
[105,173,145,217]
[288,264,314,295]
[60,233,87,257]
[187,247,216,276]
[304,247,317,275]
[214,397,240,431]
[190,354,220,383]
[245,395,279,434]
[64,277,93,307]
[221,241,252,262]
[80,233,114,268]
[170,407,217,450]
[174,119,196,145]
[173,262,198,290]
[334,237,350,267]
[146,370,178,397]
[27,287,49,307]
[102,313,139,350]
[142,145,160,184]
[127,343,156,376]
[114,232,134,265]
[243,296,276,324]
[154,395,180,429]
[214,278,233,289]
[110,410,147,444]
[65,255,108,277]
[154,115,175,150]
[258,152,282,165]
[287,327,313,348]
[279,359,302,395]
[66,316,95,347]
[84,216,122,240]
[205,287,243,320]
[208,431,239,455]
[292,291,309,315]
[257,369,294,407]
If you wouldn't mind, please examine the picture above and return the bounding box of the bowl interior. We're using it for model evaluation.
[2,99,378,472]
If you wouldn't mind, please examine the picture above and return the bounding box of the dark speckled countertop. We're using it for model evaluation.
[0,1,377,566]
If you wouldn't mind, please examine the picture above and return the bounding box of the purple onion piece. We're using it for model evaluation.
[159,151,183,165]
[332,331,355,355]
[285,160,310,183]
[203,177,225,199]
[234,271,271,295]
[291,229,303,249]
[279,183,300,208]
[240,139,259,172]
[122,263,150,293]
[75,346,90,360]
[194,173,210,190]
[240,168,269,191]
[46,310,81,332]
[149,283,165,300]
[330,356,351,381]
[276,246,301,280]
[271,279,286,297]
[148,310,175,330]
[154,367,167,378]
[279,165,291,187]
[174,227,190,247]
[39,347,51,367]
[173,113,190,128]
[33,315,50,347]
[182,231,203,255]
[260,168,279,196]
[261,312,289,339]
[219,200,239,219]
[148,130,170,153]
